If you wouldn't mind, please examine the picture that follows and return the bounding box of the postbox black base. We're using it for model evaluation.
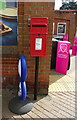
[8,96,33,115]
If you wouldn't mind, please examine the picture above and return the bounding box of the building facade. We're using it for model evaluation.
[1,1,77,95]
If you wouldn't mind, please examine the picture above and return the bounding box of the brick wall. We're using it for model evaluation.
[2,58,18,87]
[75,14,77,28]
[2,46,18,87]
[18,2,54,94]
[53,11,76,46]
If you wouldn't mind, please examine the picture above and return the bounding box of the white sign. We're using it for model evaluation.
[35,38,42,50]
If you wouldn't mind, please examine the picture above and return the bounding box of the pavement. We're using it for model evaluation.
[2,55,77,119]
[49,55,76,92]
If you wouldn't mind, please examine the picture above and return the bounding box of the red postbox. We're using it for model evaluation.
[30,17,48,56]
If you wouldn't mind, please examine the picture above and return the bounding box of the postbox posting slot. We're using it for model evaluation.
[32,24,47,27]
[31,24,48,34]
[32,25,46,27]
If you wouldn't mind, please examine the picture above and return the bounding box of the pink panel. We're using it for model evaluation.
[56,41,70,74]
[63,34,68,41]
[72,37,77,56]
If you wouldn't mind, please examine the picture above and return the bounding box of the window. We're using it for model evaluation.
[57,23,66,35]
[6,0,17,8]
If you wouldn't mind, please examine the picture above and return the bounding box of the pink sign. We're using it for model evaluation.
[72,37,77,55]
[56,41,70,74]
[63,34,68,41]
